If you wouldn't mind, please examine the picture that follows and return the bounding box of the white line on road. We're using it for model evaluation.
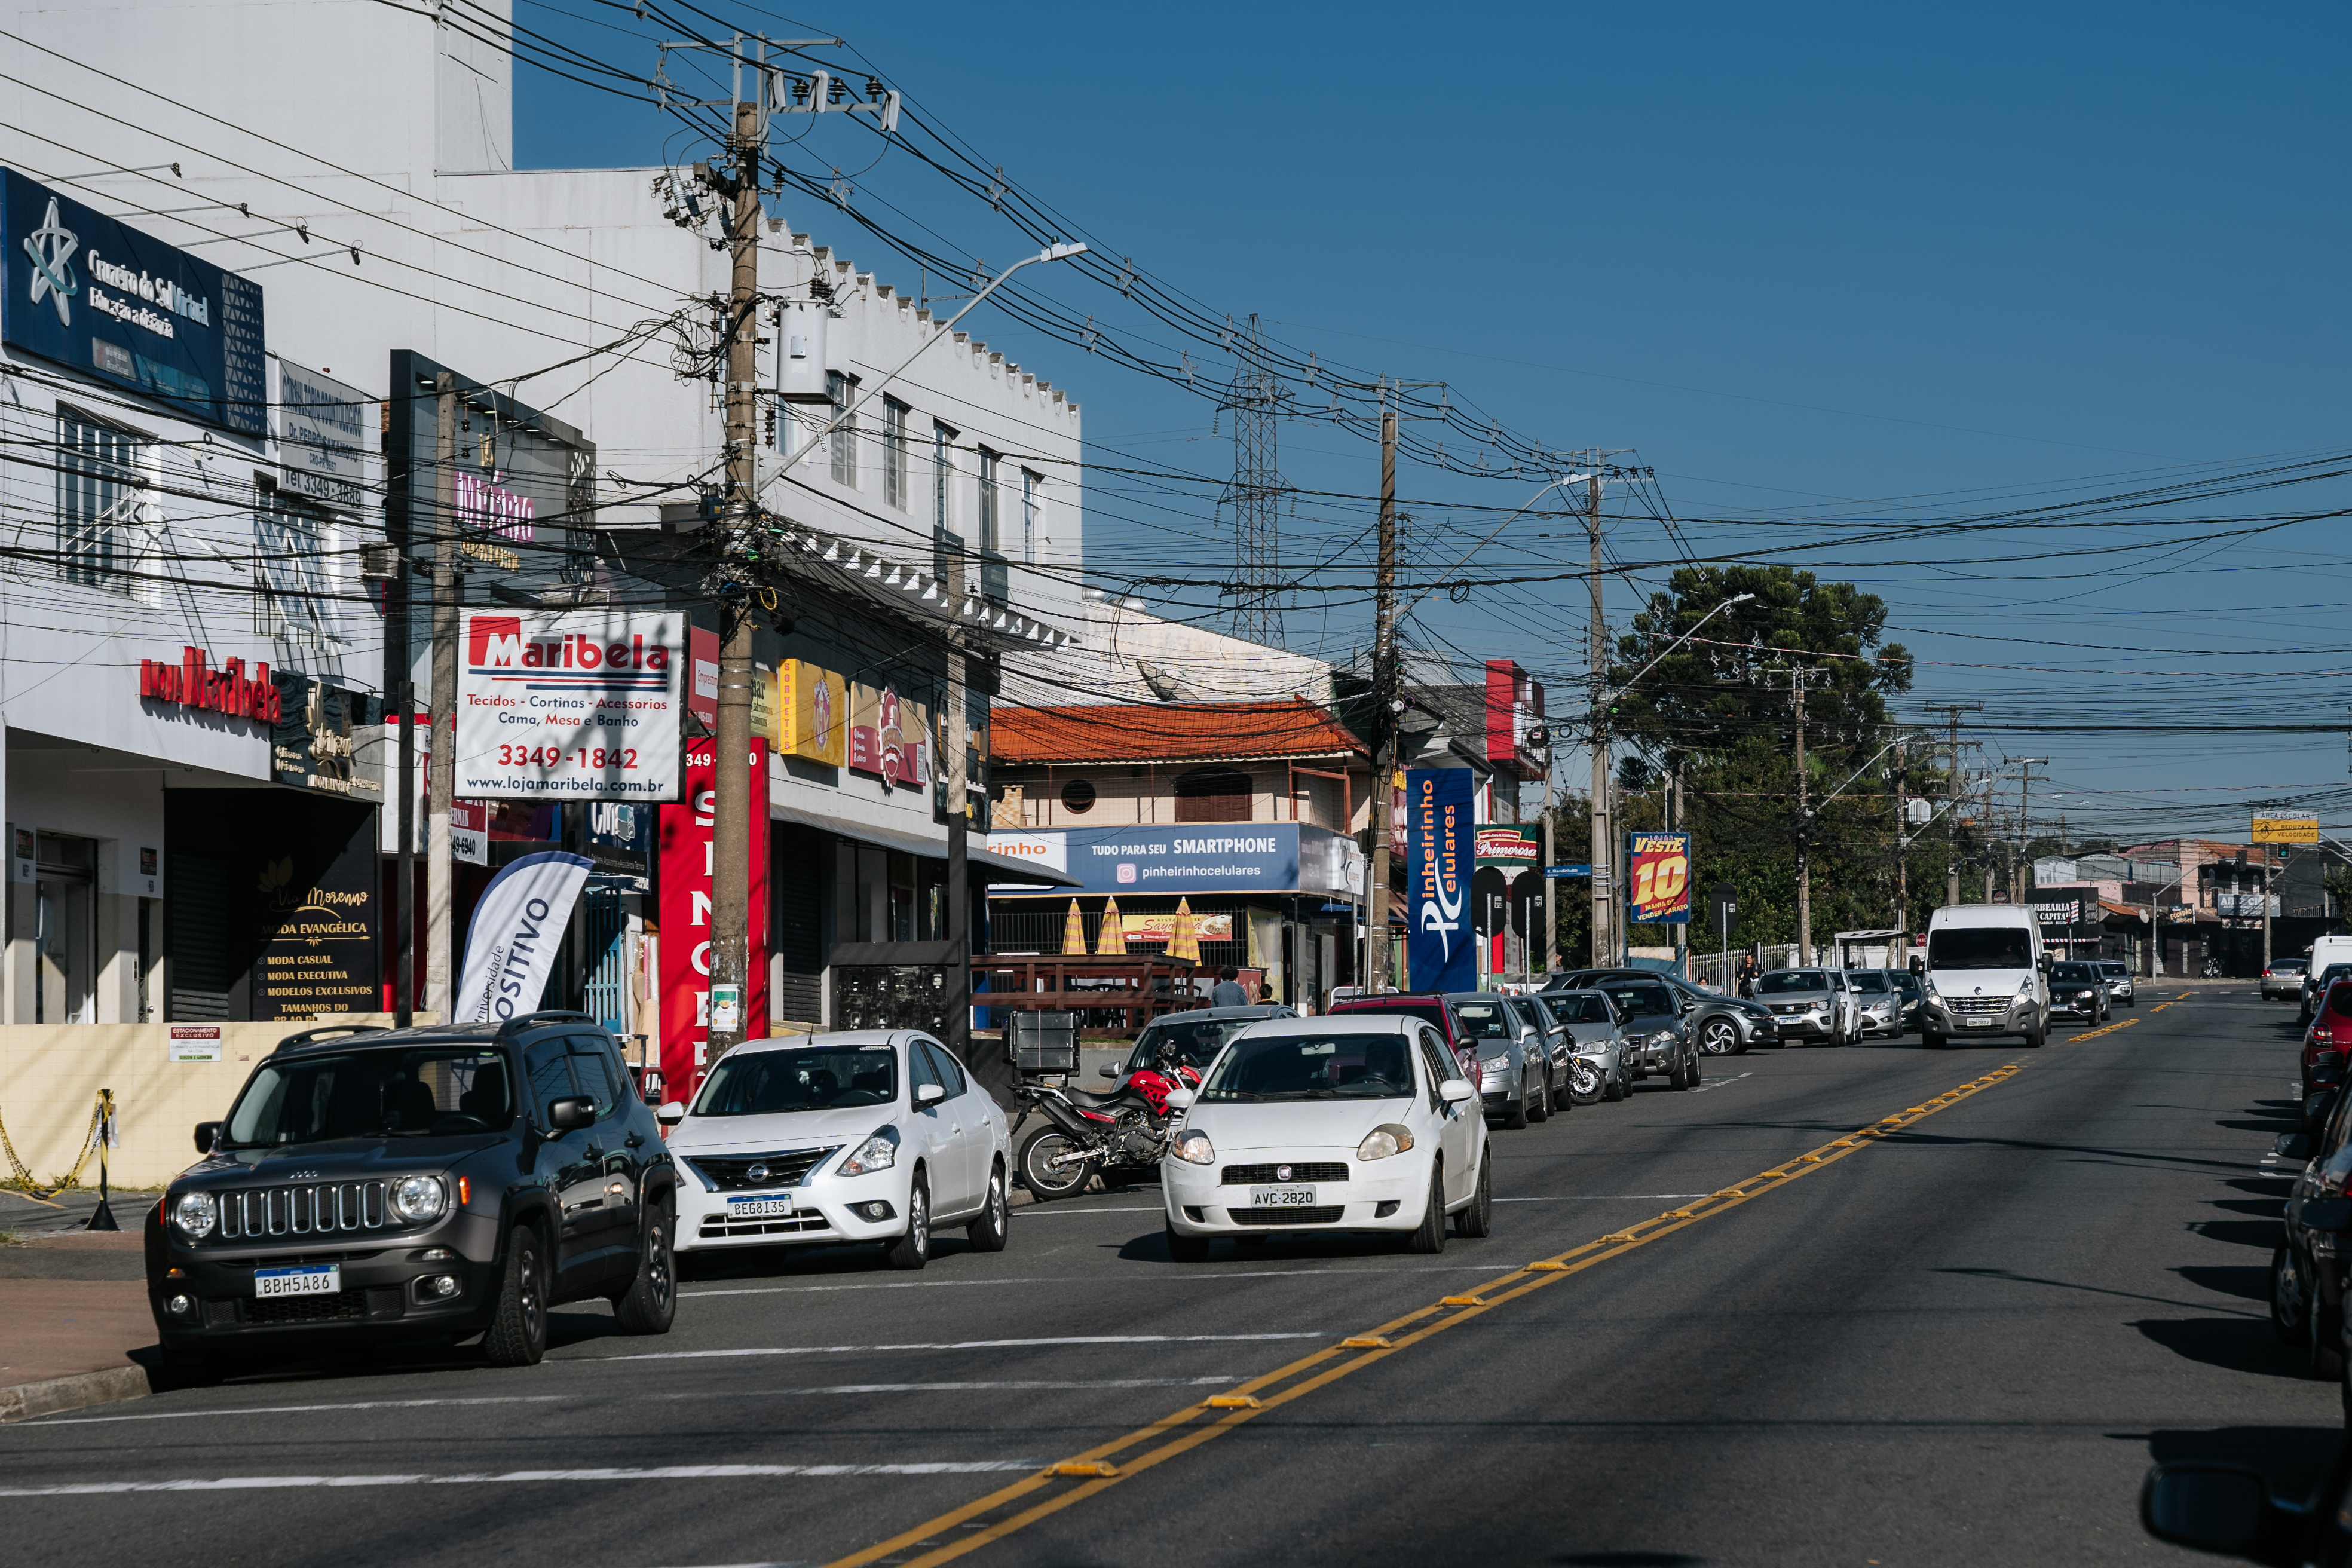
[596,1334,1331,1362]
[1689,1072,1753,1094]
[0,1462,1042,1496]
[680,1266,1521,1299]
[20,1379,1247,1428]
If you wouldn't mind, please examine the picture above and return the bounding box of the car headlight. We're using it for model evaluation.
[1356,1125,1416,1162]
[390,1175,449,1225]
[839,1124,900,1177]
[1171,1129,1216,1165]
[1649,1030,1679,1049]
[170,1190,217,1239]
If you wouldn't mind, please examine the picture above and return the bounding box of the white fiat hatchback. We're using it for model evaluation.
[1159,1014,1492,1260]
[661,1030,1012,1270]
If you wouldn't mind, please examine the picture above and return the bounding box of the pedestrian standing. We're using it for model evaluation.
[1208,965,1249,1008]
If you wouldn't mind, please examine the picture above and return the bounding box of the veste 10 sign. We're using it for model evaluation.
[1626,831,1692,925]
[455,610,682,801]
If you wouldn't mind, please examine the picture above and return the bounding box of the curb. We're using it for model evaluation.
[0,1364,152,1424]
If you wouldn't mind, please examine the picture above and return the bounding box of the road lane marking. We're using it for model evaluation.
[594,1334,1331,1363]
[679,1266,1522,1299]
[819,1059,2029,1568]
[1688,1072,1752,1093]
[0,1462,1044,1496]
[2066,1017,2140,1042]
[20,1380,1251,1428]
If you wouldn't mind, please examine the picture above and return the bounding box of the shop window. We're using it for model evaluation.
[828,371,859,487]
[1060,778,1097,816]
[882,397,909,509]
[254,485,334,650]
[1174,767,1253,823]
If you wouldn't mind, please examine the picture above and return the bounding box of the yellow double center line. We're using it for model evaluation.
[821,1061,2025,1568]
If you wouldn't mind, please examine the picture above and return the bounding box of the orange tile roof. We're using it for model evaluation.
[993,697,1368,765]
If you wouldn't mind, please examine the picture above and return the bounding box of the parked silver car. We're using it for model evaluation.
[1844,969,1903,1038]
[1447,993,1551,1128]
[2097,959,2136,1009]
[1755,968,1860,1046]
[1529,989,1631,1102]
[1585,976,1702,1089]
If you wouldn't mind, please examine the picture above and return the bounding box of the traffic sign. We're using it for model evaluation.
[1545,864,1592,878]
[1708,881,1738,935]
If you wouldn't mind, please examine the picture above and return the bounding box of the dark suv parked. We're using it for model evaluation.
[147,1013,676,1377]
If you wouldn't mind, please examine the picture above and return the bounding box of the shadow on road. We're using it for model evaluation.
[2133,1317,2307,1379]
[2190,1219,2288,1250]
[2132,1426,2344,1507]
[2175,1264,2271,1303]
[1554,1554,1708,1567]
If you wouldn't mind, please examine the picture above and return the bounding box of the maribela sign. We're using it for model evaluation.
[1405,768,1474,993]
[657,739,768,1102]
[456,610,682,801]
[1625,831,1692,926]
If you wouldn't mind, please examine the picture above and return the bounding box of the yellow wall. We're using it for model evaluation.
[0,1016,425,1193]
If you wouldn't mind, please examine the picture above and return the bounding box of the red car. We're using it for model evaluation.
[1327,993,1479,1084]
[2302,978,2352,1119]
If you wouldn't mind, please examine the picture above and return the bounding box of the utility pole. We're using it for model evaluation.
[705,95,765,1064]
[1226,315,1284,645]
[1366,405,1398,990]
[1539,749,1557,975]
[1587,468,1611,968]
[2008,757,2048,909]
[1925,703,1981,906]
[1670,760,1686,978]
[1892,737,1909,939]
[1790,665,1814,966]
[425,373,458,1022]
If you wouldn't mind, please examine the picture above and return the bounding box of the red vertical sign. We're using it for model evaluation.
[657,738,768,1105]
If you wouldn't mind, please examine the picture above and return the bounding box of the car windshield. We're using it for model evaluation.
[223,1046,514,1147]
[2051,963,2099,983]
[693,1045,898,1114]
[1544,993,1614,1025]
[1334,999,1450,1036]
[1451,1001,1518,1045]
[1758,971,1830,996]
[1848,972,1889,993]
[1928,927,2033,969]
[1894,972,1922,996]
[1196,1032,1415,1101]
[1601,982,1676,1018]
[2099,962,2129,977]
[1126,1016,1260,1073]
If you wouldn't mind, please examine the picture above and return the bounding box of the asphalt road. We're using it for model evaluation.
[4,986,2336,1567]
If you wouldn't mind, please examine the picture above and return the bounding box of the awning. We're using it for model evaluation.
[768,803,1082,889]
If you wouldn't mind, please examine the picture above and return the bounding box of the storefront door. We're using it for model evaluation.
[33,832,95,1023]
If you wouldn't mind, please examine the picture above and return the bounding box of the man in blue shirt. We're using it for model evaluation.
[1208,965,1250,1008]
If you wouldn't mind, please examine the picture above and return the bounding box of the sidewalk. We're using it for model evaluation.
[0,1190,159,1422]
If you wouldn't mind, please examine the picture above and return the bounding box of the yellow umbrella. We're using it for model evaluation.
[1095,896,1128,956]
[1168,897,1200,963]
[1061,898,1087,956]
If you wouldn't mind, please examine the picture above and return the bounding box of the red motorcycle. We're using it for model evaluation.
[1015,1049,1202,1200]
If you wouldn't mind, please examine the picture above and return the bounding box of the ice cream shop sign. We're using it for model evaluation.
[139,645,283,724]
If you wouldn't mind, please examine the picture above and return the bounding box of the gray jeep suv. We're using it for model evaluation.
[147,1013,677,1378]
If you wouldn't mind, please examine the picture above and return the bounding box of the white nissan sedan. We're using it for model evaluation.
[660,1030,1012,1271]
[1160,1014,1492,1260]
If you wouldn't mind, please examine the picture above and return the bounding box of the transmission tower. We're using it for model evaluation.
[1223,314,1285,644]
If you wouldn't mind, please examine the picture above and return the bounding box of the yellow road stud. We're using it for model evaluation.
[1440,1294,1487,1307]
[1526,1260,1570,1271]
[1051,1461,1119,1478]
[1342,1335,1393,1349]
[1205,1394,1262,1409]
[1670,1209,1697,1219]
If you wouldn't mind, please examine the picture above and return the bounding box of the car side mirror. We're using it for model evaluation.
[656,1101,686,1126]
[1163,1088,1196,1110]
[1439,1080,1474,1104]
[2038,953,2053,975]
[194,1121,223,1155]
[1098,1061,1119,1079]
[2276,1132,2314,1160]
[915,1082,947,1107]
[2140,1463,2304,1563]
[547,1097,596,1132]
[2298,1196,2352,1232]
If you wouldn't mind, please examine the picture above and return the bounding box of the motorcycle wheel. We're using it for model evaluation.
[1568,1058,1603,1106]
[1017,1127,1093,1201]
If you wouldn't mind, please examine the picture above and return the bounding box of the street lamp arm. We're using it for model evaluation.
[1594,593,1756,715]
[774,241,1087,479]
[1392,474,1590,624]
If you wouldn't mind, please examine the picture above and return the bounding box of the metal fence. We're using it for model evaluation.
[1687,944,1797,994]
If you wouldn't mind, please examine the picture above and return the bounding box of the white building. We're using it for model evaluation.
[0,0,1082,1046]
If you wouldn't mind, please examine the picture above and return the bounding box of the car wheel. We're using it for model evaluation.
[1687,1049,1702,1087]
[1455,1152,1493,1239]
[1166,1222,1212,1263]
[1018,1127,1092,1200]
[1527,1072,1550,1122]
[2273,1243,2311,1344]
[1568,1058,1603,1105]
[966,1162,1011,1253]
[884,1175,931,1271]
[483,1223,550,1367]
[1605,1065,1628,1101]
[1669,1052,1691,1090]
[1701,1019,1740,1056]
[611,1197,677,1336]
[1405,1165,1447,1254]
[2024,1025,2046,1049]
[1501,1092,1529,1130]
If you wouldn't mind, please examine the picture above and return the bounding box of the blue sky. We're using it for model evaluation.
[515,1,2352,842]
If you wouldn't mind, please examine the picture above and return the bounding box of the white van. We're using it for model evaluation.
[1914,904,2050,1049]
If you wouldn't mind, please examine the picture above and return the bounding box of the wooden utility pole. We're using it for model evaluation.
[1365,405,1398,989]
[1587,470,1611,967]
[1670,760,1686,977]
[706,96,765,1061]
[1791,666,1813,966]
[425,372,458,1022]
[1925,703,1980,906]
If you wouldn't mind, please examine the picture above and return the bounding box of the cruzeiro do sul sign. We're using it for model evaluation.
[456,610,682,801]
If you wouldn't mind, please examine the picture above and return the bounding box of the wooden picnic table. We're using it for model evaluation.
[973,953,1203,1035]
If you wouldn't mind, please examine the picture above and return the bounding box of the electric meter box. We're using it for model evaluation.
[777,299,832,403]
